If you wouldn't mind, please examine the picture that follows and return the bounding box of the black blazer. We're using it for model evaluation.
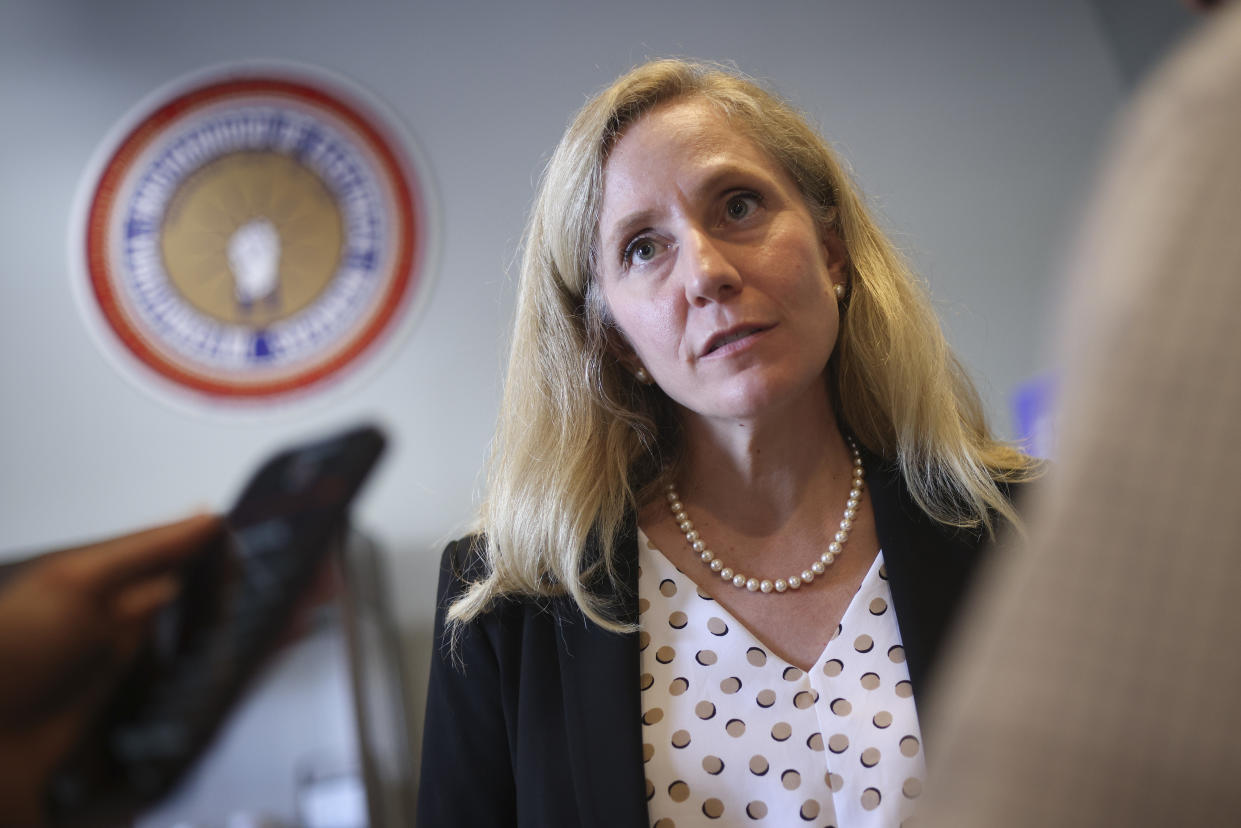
[417,457,1001,827]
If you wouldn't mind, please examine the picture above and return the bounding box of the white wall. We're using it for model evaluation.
[0,0,1122,803]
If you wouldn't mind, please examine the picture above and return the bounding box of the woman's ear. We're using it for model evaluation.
[617,352,654,384]
[604,328,653,384]
[817,206,849,286]
[821,226,849,286]
[592,284,654,384]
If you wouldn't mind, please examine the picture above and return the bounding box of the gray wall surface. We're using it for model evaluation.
[1,0,1128,812]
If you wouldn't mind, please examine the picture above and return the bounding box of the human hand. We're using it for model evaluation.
[0,513,222,827]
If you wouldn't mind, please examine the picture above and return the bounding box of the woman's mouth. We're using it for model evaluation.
[702,325,772,356]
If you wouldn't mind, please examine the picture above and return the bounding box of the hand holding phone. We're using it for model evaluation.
[0,514,223,827]
[36,424,387,826]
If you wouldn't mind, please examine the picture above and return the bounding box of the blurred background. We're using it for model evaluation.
[0,0,1197,820]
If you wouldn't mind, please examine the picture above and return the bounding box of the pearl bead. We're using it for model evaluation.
[666,436,863,596]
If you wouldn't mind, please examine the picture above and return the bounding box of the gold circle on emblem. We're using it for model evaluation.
[160,151,345,327]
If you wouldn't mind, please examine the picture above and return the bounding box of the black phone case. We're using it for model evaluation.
[46,424,386,826]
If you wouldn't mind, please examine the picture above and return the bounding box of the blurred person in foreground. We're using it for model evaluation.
[419,59,1036,826]
[921,2,1241,825]
[0,514,222,826]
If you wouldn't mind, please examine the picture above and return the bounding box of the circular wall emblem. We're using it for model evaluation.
[75,64,431,405]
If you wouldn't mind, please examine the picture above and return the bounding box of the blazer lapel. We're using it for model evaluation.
[554,518,649,828]
[867,453,990,705]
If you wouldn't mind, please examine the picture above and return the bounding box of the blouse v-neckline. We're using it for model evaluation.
[637,528,926,826]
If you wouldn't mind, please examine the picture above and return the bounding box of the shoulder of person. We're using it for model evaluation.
[434,534,561,623]
[439,533,489,583]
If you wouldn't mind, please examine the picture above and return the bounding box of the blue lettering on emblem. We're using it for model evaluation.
[265,114,286,149]
[347,251,376,271]
[126,219,154,240]
[293,127,323,160]
[252,332,272,360]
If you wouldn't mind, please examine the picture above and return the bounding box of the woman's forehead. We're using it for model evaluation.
[606,101,781,194]
[611,97,748,158]
[598,100,795,226]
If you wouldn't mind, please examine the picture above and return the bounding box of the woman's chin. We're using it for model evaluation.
[676,379,833,430]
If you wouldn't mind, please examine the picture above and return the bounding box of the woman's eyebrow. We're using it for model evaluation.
[697,152,774,183]
[601,208,660,252]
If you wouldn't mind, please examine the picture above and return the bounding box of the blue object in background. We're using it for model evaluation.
[1013,375,1058,459]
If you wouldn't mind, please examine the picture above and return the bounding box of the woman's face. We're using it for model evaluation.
[595,98,846,426]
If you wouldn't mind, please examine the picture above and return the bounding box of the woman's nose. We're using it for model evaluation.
[681,228,742,305]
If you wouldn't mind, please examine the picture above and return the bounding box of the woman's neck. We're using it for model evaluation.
[675,383,854,535]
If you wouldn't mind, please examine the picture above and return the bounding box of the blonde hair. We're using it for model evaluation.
[449,59,1035,631]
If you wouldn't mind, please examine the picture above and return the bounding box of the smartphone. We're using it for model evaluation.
[46,423,387,826]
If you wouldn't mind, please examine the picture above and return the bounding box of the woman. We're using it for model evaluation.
[419,59,1033,827]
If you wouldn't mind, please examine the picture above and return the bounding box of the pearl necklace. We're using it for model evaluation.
[664,438,864,594]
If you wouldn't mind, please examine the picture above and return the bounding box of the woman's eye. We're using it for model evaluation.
[623,236,662,267]
[725,193,761,221]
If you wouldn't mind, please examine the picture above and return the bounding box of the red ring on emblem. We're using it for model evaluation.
[83,75,423,399]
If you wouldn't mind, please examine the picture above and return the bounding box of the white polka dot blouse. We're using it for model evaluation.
[638,529,925,827]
